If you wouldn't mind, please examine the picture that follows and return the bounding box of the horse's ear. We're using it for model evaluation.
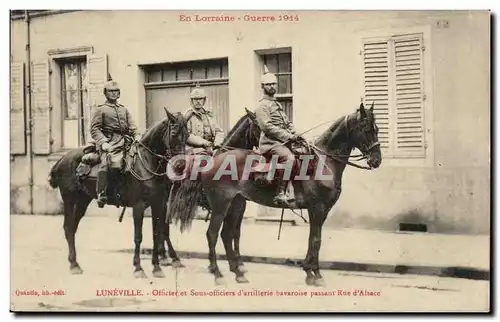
[370,101,374,113]
[245,107,256,120]
[164,107,176,122]
[359,102,367,119]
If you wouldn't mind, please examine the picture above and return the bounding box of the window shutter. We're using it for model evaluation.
[31,59,51,155]
[393,34,425,157]
[10,62,26,155]
[363,33,426,158]
[86,54,108,143]
[363,40,391,150]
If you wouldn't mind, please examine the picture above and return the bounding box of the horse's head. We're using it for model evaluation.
[348,102,382,169]
[162,107,189,157]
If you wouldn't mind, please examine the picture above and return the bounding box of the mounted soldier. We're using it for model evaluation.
[183,83,224,154]
[90,79,140,208]
[254,67,306,205]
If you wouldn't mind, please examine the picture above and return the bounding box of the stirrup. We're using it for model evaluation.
[97,194,107,208]
[274,192,287,203]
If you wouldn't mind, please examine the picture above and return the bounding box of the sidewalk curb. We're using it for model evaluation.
[117,248,490,281]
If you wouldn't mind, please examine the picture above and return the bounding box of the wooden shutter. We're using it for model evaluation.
[10,62,26,155]
[363,40,390,150]
[393,34,425,157]
[86,54,108,142]
[362,33,425,158]
[31,59,51,155]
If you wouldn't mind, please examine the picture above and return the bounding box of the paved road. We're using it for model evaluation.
[11,238,489,312]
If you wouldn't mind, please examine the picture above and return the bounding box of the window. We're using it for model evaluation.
[143,58,230,132]
[60,59,88,147]
[363,33,426,158]
[144,58,228,84]
[261,52,293,121]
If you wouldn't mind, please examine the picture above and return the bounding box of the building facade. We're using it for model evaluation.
[10,10,490,234]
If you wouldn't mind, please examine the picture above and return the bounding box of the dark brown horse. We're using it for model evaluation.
[161,108,261,272]
[167,102,382,286]
[48,109,189,278]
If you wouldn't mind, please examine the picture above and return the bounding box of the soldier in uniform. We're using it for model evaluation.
[254,69,306,205]
[90,80,140,208]
[183,84,224,153]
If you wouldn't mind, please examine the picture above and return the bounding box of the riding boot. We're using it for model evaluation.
[109,168,121,206]
[96,170,108,208]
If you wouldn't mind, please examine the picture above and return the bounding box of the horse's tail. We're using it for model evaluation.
[48,156,64,189]
[166,178,203,233]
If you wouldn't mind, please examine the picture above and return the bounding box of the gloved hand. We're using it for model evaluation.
[291,135,306,143]
[101,142,112,152]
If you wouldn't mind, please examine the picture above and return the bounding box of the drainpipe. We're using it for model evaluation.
[25,10,34,214]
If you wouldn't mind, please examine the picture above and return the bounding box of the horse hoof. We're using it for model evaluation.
[236,276,249,284]
[238,265,247,273]
[215,277,225,286]
[172,260,185,269]
[153,269,165,278]
[159,258,171,267]
[70,266,83,275]
[305,276,315,286]
[134,270,147,279]
[314,277,325,287]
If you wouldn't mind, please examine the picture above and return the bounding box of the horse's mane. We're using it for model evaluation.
[315,113,350,146]
[315,107,376,150]
[220,114,252,146]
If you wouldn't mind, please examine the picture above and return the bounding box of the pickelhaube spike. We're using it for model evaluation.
[190,81,206,99]
[261,65,277,84]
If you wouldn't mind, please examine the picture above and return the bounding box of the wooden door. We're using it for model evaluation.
[145,84,229,132]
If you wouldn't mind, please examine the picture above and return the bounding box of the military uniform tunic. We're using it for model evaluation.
[90,102,138,170]
[184,107,224,149]
[254,94,297,154]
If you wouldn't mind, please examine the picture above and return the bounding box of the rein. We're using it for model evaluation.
[217,116,376,170]
[308,144,373,170]
[123,130,174,182]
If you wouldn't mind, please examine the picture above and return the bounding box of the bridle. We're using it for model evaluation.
[308,114,379,170]
[124,121,181,182]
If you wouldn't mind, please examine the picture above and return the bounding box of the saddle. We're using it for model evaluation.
[249,143,318,182]
[75,141,137,180]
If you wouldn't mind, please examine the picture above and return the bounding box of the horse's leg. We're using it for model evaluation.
[63,193,90,274]
[206,193,233,285]
[132,203,147,278]
[231,196,247,274]
[220,209,247,283]
[311,206,330,287]
[150,198,165,278]
[158,220,170,266]
[304,204,329,287]
[165,221,184,268]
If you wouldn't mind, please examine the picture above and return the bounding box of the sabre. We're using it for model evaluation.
[118,207,126,222]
